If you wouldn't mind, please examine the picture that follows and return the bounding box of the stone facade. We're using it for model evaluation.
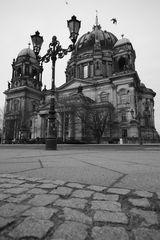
[3,18,159,144]
[3,48,43,143]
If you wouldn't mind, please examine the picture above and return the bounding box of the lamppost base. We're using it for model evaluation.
[45,138,57,150]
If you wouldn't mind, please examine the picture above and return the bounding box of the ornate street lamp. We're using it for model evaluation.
[31,31,44,56]
[31,16,81,150]
[67,15,81,44]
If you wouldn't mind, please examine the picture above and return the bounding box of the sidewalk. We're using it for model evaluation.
[0,173,160,240]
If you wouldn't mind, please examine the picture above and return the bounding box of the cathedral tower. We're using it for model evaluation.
[3,45,43,142]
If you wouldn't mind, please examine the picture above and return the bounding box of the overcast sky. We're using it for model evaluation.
[0,0,160,132]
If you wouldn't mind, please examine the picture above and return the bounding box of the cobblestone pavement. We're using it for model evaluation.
[0,174,160,239]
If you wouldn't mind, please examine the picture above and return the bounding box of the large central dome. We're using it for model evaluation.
[75,24,117,52]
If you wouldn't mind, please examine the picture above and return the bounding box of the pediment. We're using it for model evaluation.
[58,79,92,91]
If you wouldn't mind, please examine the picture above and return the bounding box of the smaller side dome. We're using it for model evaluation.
[114,38,131,48]
[17,48,36,58]
[17,48,37,64]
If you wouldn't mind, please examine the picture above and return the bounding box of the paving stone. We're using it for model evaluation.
[0,203,29,217]
[92,226,129,240]
[86,185,106,192]
[107,188,130,195]
[0,217,14,229]
[0,184,18,189]
[23,206,58,219]
[67,182,85,189]
[72,189,94,198]
[15,175,30,180]
[6,194,31,203]
[37,179,54,183]
[27,188,48,194]
[20,183,38,189]
[4,187,28,194]
[9,179,25,185]
[93,193,119,201]
[0,174,17,178]
[2,173,160,240]
[52,180,66,185]
[54,198,87,209]
[37,179,53,183]
[94,211,128,224]
[130,208,158,226]
[128,198,150,208]
[53,221,88,240]
[25,177,43,182]
[91,200,121,212]
[9,216,54,239]
[0,193,10,201]
[133,228,160,240]
[28,194,59,206]
[50,186,72,196]
[62,207,92,225]
[0,179,25,185]
[38,183,58,189]
[133,190,153,198]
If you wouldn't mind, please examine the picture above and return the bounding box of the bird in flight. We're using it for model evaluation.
[110,18,117,24]
[65,0,68,4]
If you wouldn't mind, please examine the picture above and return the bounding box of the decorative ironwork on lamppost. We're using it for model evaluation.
[31,15,81,150]
[130,109,142,145]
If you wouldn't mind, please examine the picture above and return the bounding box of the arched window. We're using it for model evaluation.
[17,67,22,77]
[118,57,126,71]
[32,69,37,78]
[121,112,127,122]
[118,88,128,104]
[13,99,19,112]
[100,92,109,102]
[122,129,127,138]
[25,65,29,75]
[83,65,88,78]
[32,101,37,111]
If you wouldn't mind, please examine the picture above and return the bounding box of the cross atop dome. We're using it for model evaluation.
[95,10,99,26]
[93,10,101,30]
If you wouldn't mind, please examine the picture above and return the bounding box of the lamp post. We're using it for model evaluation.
[31,16,81,150]
[130,109,142,145]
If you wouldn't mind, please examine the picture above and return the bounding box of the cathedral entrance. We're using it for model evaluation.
[5,119,16,143]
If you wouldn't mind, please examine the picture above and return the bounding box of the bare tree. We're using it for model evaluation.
[56,92,114,144]
[74,101,114,143]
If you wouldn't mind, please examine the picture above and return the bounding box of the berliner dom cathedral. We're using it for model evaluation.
[3,17,159,144]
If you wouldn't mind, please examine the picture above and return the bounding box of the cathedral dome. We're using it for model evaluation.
[16,47,37,63]
[114,37,132,48]
[75,24,117,52]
